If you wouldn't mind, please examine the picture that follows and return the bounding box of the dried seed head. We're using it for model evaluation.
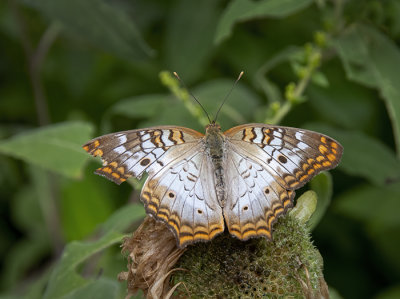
[118,216,186,298]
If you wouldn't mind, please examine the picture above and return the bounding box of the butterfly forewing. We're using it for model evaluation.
[224,124,343,189]
[83,126,204,184]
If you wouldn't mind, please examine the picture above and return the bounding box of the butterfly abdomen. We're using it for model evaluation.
[205,125,227,207]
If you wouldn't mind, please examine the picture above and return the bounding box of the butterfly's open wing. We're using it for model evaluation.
[83,126,224,247]
[223,123,343,240]
[141,147,224,247]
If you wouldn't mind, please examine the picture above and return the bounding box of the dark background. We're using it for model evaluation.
[1,0,400,298]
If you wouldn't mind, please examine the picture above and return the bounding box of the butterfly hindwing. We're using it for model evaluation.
[224,149,295,240]
[141,147,224,247]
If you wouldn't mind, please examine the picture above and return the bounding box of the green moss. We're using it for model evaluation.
[172,215,323,298]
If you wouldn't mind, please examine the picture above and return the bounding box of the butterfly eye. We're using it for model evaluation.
[278,155,287,164]
[140,158,151,166]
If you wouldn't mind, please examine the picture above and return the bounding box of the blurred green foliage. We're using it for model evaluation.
[1,0,400,298]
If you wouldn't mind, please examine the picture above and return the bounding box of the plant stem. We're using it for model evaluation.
[160,71,209,127]
[11,0,63,255]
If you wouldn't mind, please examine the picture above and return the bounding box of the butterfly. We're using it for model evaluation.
[83,122,342,248]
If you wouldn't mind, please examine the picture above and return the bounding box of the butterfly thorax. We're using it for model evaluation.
[205,123,226,207]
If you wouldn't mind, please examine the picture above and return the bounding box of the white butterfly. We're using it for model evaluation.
[83,122,342,247]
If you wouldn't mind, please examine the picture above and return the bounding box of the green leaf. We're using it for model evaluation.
[29,166,56,240]
[387,1,400,37]
[308,172,332,230]
[62,277,119,299]
[335,182,400,235]
[99,204,145,233]
[0,121,94,179]
[43,203,145,298]
[215,0,312,44]
[0,237,49,292]
[43,231,123,299]
[375,285,400,299]
[12,181,45,235]
[307,76,377,131]
[311,71,329,87]
[138,100,204,132]
[373,226,400,278]
[60,174,115,241]
[164,0,221,82]
[335,182,400,275]
[21,267,52,299]
[109,94,169,119]
[103,95,169,134]
[21,0,154,60]
[1,167,52,291]
[304,123,400,186]
[335,24,400,157]
[329,286,344,299]
[192,78,261,129]
[0,266,52,299]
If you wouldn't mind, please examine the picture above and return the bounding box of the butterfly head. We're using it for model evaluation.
[205,122,221,134]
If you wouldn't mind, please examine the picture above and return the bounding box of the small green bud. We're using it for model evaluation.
[314,31,327,48]
[304,43,313,57]
[290,190,317,223]
[310,51,322,69]
[271,101,281,113]
[297,67,308,79]
[292,61,305,79]
[285,82,297,103]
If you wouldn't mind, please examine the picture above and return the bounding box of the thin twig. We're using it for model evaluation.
[28,23,60,126]
[11,0,64,255]
[266,47,321,125]
[11,0,60,126]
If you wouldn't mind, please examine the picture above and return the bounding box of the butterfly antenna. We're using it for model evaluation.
[213,71,244,123]
[173,72,212,124]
